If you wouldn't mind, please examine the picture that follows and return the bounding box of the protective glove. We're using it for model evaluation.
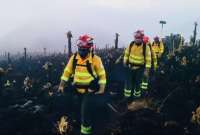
[95,84,105,95]
[144,68,150,78]
[58,80,66,93]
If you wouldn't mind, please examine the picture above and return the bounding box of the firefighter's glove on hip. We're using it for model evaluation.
[58,80,66,93]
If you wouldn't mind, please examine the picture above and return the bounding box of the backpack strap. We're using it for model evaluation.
[129,41,134,54]
[72,53,78,75]
[86,60,96,79]
[158,42,160,47]
[148,44,154,67]
[143,43,146,65]
[127,41,134,64]
[91,51,95,57]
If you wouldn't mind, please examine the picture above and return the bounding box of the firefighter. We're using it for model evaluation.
[141,36,157,93]
[58,34,107,135]
[143,36,158,71]
[123,30,151,100]
[152,36,164,64]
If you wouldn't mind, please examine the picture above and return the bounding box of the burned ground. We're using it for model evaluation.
[0,46,200,135]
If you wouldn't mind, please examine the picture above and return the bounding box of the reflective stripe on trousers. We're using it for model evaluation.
[141,81,148,90]
[133,89,141,97]
[81,124,92,135]
[124,89,132,97]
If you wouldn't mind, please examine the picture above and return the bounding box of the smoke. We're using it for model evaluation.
[0,0,199,53]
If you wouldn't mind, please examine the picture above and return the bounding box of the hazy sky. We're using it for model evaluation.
[0,0,200,53]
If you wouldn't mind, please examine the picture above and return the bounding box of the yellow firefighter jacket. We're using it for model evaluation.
[123,42,152,69]
[148,42,158,69]
[61,53,106,93]
[152,41,164,57]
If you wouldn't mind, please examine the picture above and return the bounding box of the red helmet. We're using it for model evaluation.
[143,36,149,44]
[77,34,94,48]
[134,30,144,39]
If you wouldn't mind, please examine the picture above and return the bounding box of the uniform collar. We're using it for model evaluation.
[76,52,93,63]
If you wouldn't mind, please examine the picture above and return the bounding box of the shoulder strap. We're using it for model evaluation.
[129,41,134,54]
[86,60,96,79]
[86,54,96,79]
[148,44,154,67]
[143,43,146,64]
[72,53,78,74]
[91,51,95,57]
[158,42,160,47]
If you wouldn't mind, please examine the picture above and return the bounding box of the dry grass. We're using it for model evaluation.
[56,116,70,135]
[128,98,154,111]
[191,106,200,125]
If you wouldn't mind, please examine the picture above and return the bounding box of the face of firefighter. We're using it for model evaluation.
[134,38,143,45]
[78,48,90,58]
[154,38,160,43]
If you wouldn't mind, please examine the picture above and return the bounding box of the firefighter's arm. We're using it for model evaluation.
[144,45,151,77]
[94,57,107,95]
[123,47,129,66]
[58,56,73,93]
